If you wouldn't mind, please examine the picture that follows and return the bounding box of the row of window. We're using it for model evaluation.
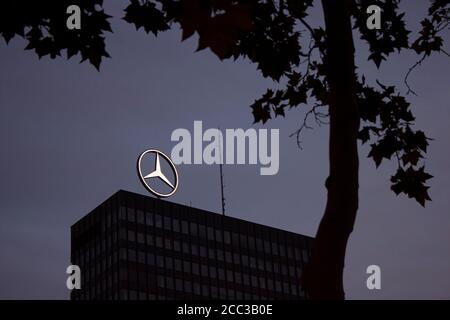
[75,237,308,285]
[77,248,304,294]
[153,274,304,296]
[79,249,303,289]
[76,286,304,301]
[121,228,309,261]
[76,267,118,295]
[76,264,305,300]
[74,230,309,272]
[121,250,303,278]
[76,241,308,275]
[74,207,311,265]
[123,231,308,262]
[119,207,309,256]
[74,231,308,270]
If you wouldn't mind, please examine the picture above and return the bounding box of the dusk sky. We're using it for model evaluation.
[0,1,449,299]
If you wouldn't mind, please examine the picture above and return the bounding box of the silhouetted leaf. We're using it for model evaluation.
[275,105,286,117]
[353,0,410,68]
[391,166,433,206]
[251,101,271,124]
[1,0,442,208]
[123,0,169,35]
[358,127,371,144]
[402,150,422,166]
[0,1,112,69]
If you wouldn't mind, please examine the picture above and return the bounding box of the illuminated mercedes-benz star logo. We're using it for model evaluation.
[137,149,179,198]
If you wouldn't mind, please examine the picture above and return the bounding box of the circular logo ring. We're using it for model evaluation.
[137,149,179,198]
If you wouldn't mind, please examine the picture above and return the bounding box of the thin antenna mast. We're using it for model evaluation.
[218,128,226,216]
[219,162,225,216]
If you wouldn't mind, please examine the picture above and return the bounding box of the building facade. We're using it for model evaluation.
[70,190,313,300]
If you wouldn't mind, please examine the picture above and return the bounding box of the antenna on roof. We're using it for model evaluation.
[219,162,226,216]
[218,127,226,216]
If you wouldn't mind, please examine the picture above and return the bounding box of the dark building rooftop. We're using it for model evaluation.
[71,190,314,300]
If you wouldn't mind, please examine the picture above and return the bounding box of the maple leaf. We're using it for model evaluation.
[251,101,271,124]
[123,0,169,35]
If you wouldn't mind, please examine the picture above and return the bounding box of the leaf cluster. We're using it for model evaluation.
[3,0,448,206]
[0,0,112,69]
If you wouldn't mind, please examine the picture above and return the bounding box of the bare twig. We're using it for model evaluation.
[441,48,450,58]
[290,104,329,149]
[299,17,315,40]
[404,53,427,95]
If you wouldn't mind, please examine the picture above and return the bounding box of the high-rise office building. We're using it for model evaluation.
[70,190,313,300]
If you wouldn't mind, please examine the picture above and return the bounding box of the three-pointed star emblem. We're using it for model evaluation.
[143,153,175,189]
[137,149,179,198]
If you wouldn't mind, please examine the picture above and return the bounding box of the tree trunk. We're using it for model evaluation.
[301,0,360,300]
